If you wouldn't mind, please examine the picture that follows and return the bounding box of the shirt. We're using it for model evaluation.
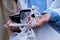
[27,0,47,13]
[27,0,60,33]
[9,0,60,40]
[27,0,60,26]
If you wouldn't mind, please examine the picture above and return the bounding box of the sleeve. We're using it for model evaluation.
[17,0,22,11]
[42,9,60,26]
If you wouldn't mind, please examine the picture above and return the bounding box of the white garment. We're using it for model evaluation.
[18,0,28,9]
[34,24,60,40]
[9,32,19,40]
[13,28,37,40]
[35,0,60,40]
[49,0,60,9]
[9,0,60,40]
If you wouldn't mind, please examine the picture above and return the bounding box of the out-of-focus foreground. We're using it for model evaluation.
[0,0,17,40]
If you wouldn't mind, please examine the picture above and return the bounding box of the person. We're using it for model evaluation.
[7,0,60,40]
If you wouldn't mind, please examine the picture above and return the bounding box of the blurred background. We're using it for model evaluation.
[0,0,17,40]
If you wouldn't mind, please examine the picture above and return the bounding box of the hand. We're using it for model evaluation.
[27,16,31,24]
[27,13,50,27]
[41,13,51,22]
[6,20,21,32]
[35,13,50,27]
[27,16,44,27]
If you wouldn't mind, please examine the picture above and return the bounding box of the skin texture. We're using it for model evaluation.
[6,13,51,31]
[27,13,51,27]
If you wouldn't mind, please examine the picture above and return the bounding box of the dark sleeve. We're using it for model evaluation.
[42,9,60,26]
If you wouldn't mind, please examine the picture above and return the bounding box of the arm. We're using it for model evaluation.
[43,9,60,26]
[27,13,51,27]
[28,9,60,27]
[34,13,50,27]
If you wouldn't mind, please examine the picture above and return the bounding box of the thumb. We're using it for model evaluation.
[27,16,31,22]
[6,20,12,26]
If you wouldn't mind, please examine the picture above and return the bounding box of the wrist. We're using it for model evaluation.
[42,13,51,22]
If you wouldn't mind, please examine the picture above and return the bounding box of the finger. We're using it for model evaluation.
[9,27,15,31]
[9,26,13,31]
[27,16,31,22]
[42,13,50,22]
[11,27,20,32]
[28,21,32,24]
[6,20,12,26]
[14,27,18,31]
[12,27,18,31]
[16,27,20,31]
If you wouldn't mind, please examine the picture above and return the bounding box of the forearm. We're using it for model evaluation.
[43,9,60,26]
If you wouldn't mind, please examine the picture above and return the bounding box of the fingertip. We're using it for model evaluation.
[27,16,31,21]
[6,20,12,26]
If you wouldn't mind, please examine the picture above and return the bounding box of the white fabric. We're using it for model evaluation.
[49,0,60,9]
[9,32,19,40]
[13,28,37,40]
[51,8,60,15]
[18,0,28,9]
[34,24,60,40]
[10,6,38,40]
[9,0,60,40]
